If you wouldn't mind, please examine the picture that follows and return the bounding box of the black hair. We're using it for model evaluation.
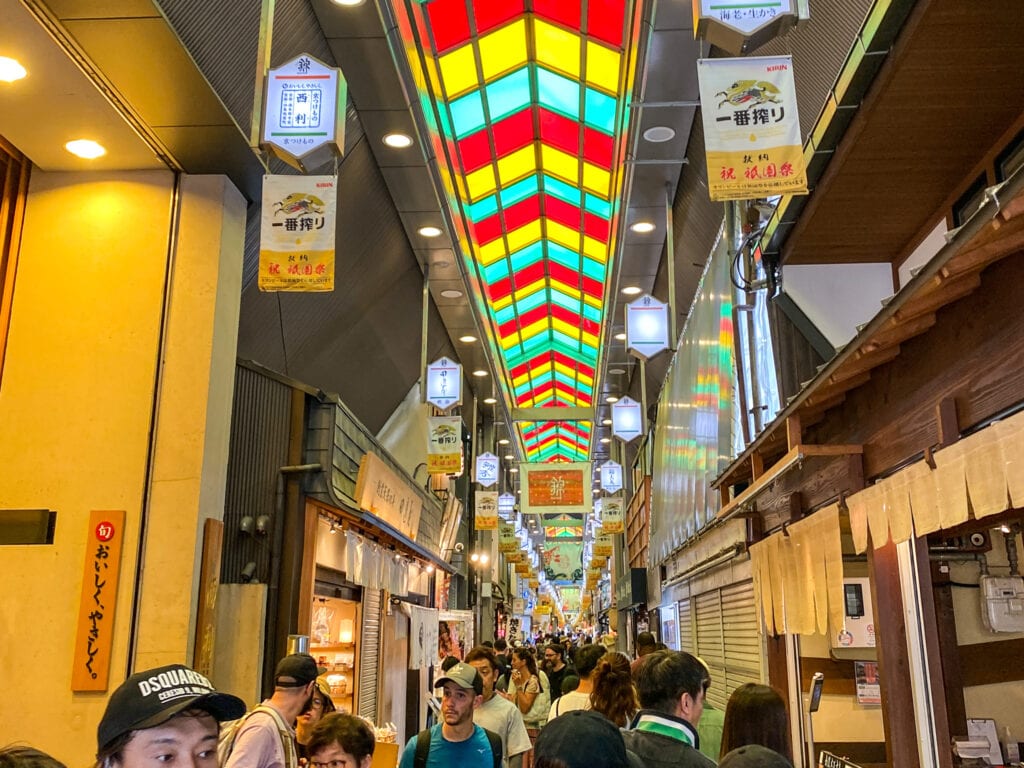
[494,639,508,651]
[720,684,791,760]
[572,643,607,678]
[465,645,500,672]
[545,643,566,660]
[633,650,709,713]
[0,747,67,768]
[441,655,461,672]
[307,713,376,762]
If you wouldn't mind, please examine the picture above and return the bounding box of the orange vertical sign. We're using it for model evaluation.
[72,510,126,691]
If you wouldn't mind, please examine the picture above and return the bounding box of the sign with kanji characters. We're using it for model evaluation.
[259,175,336,291]
[521,462,592,515]
[693,1,801,55]
[625,294,670,360]
[475,491,499,531]
[355,452,422,540]
[72,510,126,690]
[425,357,462,411]
[593,533,614,557]
[498,523,519,553]
[475,452,499,487]
[612,397,643,442]
[427,416,463,474]
[602,494,625,534]
[498,493,516,519]
[698,56,807,201]
[600,461,623,494]
[262,53,346,171]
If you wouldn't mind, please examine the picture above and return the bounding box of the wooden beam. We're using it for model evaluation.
[914,537,954,768]
[751,451,765,480]
[786,414,802,451]
[932,564,967,736]
[936,397,959,447]
[958,637,1024,686]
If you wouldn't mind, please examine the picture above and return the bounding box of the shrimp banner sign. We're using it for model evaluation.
[697,56,807,201]
[259,174,336,292]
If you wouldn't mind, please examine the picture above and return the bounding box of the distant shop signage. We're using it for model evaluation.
[693,0,804,55]
[355,452,422,540]
[625,294,670,360]
[600,460,623,494]
[611,397,643,442]
[427,416,462,474]
[425,356,462,411]
[475,491,499,530]
[475,452,499,487]
[259,175,336,292]
[262,53,346,171]
[697,56,807,201]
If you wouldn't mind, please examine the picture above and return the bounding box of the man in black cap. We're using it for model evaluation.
[534,710,642,768]
[621,650,715,768]
[398,661,502,768]
[222,653,320,768]
[94,663,246,768]
[718,745,793,768]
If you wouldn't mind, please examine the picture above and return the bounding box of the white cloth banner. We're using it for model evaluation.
[409,605,439,670]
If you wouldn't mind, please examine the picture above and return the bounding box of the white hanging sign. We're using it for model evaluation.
[693,0,802,55]
[475,452,499,487]
[498,493,516,519]
[262,53,346,172]
[425,356,462,411]
[626,294,670,360]
[612,396,643,442]
[600,460,623,493]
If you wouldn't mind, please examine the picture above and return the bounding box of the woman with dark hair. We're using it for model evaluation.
[504,646,551,765]
[307,713,375,768]
[297,679,337,762]
[590,652,637,727]
[719,683,792,761]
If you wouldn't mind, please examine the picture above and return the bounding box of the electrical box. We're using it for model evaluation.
[979,575,1024,633]
[832,577,876,649]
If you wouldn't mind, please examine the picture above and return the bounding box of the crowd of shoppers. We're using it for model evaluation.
[3,633,795,768]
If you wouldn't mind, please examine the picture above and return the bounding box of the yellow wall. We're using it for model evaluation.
[0,170,244,765]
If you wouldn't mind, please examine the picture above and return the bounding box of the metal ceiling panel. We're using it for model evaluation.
[358,110,426,167]
[326,36,410,109]
[382,166,446,213]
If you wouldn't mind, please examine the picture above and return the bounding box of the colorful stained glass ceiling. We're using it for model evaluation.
[392,0,642,463]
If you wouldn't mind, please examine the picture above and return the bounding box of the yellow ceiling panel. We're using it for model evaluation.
[465,163,497,200]
[534,20,580,79]
[585,41,621,94]
[496,145,537,186]
[581,163,611,196]
[438,44,480,98]
[478,235,509,265]
[582,234,609,262]
[478,19,528,80]
[539,144,580,187]
[546,219,582,252]
[506,220,542,252]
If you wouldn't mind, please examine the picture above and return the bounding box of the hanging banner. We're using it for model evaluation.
[498,493,516,519]
[522,462,592,515]
[72,510,126,691]
[498,523,519,553]
[425,356,462,411]
[593,533,614,557]
[409,605,440,670]
[427,416,462,474]
[475,491,499,530]
[612,397,643,442]
[529,577,540,589]
[600,461,623,493]
[515,561,531,575]
[626,294,670,360]
[698,56,807,201]
[542,541,584,583]
[506,550,523,564]
[693,1,801,56]
[475,452,499,487]
[602,494,625,534]
[259,175,336,292]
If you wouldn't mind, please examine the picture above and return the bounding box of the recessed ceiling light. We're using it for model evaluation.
[0,57,27,83]
[600,437,612,444]
[65,140,106,159]
[609,368,626,375]
[432,260,451,269]
[630,221,656,234]
[643,126,676,143]
[383,132,413,148]
[621,285,643,295]
[459,335,478,343]
[614,332,627,341]
[472,369,488,377]
[498,438,510,445]
[602,418,612,426]
[510,467,519,473]
[331,0,365,5]
[418,225,443,237]
[440,289,463,298]
[483,397,497,404]
[504,454,514,460]
[606,396,619,403]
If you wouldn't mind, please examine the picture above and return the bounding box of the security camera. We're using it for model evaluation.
[239,516,254,535]
[255,515,270,535]
[240,561,257,582]
[454,542,465,553]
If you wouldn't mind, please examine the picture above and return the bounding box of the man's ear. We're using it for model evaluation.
[359,756,373,768]
[677,691,694,720]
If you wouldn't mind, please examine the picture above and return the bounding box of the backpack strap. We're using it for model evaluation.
[482,727,502,768]
[413,729,432,768]
[221,705,296,768]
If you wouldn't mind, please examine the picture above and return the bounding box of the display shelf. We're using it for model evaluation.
[310,643,356,652]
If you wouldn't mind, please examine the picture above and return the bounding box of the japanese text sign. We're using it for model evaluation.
[355,452,422,540]
[521,462,593,515]
[427,416,463,475]
[600,461,623,493]
[612,397,643,442]
[625,294,670,360]
[698,56,807,201]
[498,492,516,519]
[72,510,126,691]
[498,523,519,553]
[262,53,346,171]
[475,452,499,487]
[425,356,462,411]
[259,174,336,292]
[693,1,800,55]
[475,491,499,531]
[602,494,625,534]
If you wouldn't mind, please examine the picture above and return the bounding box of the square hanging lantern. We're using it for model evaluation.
[611,396,643,442]
[425,356,462,411]
[625,294,670,360]
[600,460,623,493]
[476,452,500,487]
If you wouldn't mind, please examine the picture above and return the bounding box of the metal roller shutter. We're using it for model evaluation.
[358,588,382,721]
[678,597,694,655]
[692,580,763,710]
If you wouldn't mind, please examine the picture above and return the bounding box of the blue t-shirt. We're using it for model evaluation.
[399,724,495,768]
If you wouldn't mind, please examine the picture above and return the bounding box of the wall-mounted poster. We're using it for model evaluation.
[438,610,474,663]
[660,602,680,651]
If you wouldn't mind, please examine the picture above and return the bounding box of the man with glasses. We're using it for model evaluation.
[306,713,376,768]
[621,650,715,768]
[541,643,572,702]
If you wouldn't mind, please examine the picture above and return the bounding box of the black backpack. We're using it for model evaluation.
[413,726,502,768]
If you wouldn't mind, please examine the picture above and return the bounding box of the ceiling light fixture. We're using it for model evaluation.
[509,467,519,473]
[459,334,478,343]
[483,397,497,404]
[630,221,656,234]
[621,285,643,295]
[504,454,514,460]
[602,418,613,426]
[418,225,443,237]
[642,126,676,143]
[65,139,106,159]
[472,369,488,377]
[382,132,413,148]
[0,57,27,82]
[331,0,366,6]
[614,332,627,341]
[498,438,510,445]
[600,437,611,444]
[609,368,626,375]
[440,289,463,298]
[606,396,619,403]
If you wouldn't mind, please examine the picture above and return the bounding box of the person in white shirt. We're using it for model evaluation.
[547,644,606,721]
[466,646,532,768]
